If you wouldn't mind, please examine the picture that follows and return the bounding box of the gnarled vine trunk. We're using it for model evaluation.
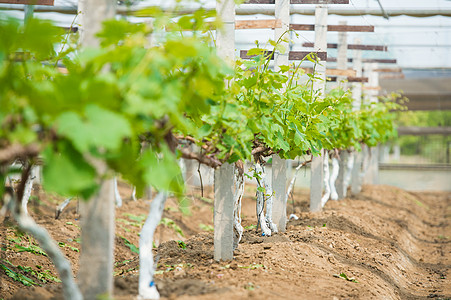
[5,190,82,300]
[139,192,168,300]
[233,165,244,250]
[114,176,123,207]
[320,153,331,208]
[255,162,273,236]
[329,157,340,201]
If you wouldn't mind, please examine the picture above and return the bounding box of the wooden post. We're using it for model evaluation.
[214,0,235,261]
[214,163,234,261]
[310,5,327,212]
[77,1,116,299]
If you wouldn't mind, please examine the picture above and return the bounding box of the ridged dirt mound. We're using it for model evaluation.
[1,184,450,300]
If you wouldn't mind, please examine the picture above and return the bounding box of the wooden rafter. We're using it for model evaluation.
[328,76,369,83]
[235,19,282,29]
[303,42,387,51]
[301,68,356,77]
[290,24,374,32]
[0,0,54,5]
[243,0,349,4]
[240,50,327,61]
[327,57,397,64]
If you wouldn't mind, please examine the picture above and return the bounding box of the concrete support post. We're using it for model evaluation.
[336,150,348,199]
[310,5,327,212]
[274,0,289,70]
[336,20,348,87]
[24,5,34,22]
[216,0,235,63]
[214,0,235,261]
[379,144,389,163]
[367,145,379,184]
[214,163,235,261]
[77,1,116,299]
[335,21,347,199]
[349,38,363,195]
[78,175,116,299]
[310,149,324,212]
[352,38,362,111]
[351,149,363,195]
[272,154,287,232]
[363,62,380,185]
[271,0,289,231]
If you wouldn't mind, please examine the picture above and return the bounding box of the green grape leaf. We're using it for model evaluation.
[42,143,98,199]
[56,104,132,153]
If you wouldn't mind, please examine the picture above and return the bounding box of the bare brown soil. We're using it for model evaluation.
[0,183,450,300]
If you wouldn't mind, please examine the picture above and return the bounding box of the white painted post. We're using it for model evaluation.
[77,1,117,299]
[271,0,289,232]
[214,163,234,261]
[310,5,327,212]
[349,38,363,195]
[24,5,34,23]
[335,20,348,200]
[274,0,289,69]
[214,0,235,261]
[351,148,363,195]
[343,150,354,196]
[272,155,287,231]
[369,145,379,184]
[352,38,362,111]
[183,157,195,187]
[363,62,380,185]
[393,143,401,162]
[336,20,348,86]
[78,172,116,299]
[216,0,235,64]
[336,150,348,199]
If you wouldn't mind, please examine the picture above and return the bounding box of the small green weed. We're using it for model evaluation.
[58,242,79,252]
[244,282,256,290]
[18,265,61,283]
[123,213,146,223]
[0,261,38,287]
[199,197,213,204]
[15,244,47,257]
[65,221,80,230]
[239,264,265,270]
[177,240,186,249]
[120,237,139,254]
[334,272,358,283]
[160,218,184,237]
[199,223,214,232]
